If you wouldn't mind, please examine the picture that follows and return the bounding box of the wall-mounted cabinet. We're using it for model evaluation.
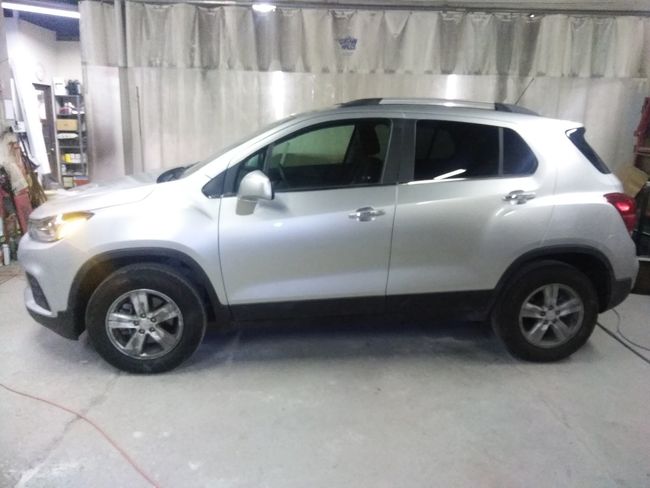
[55,94,88,189]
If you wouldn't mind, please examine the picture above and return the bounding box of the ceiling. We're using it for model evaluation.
[169,0,650,15]
[3,0,79,41]
[4,0,650,43]
[252,0,650,14]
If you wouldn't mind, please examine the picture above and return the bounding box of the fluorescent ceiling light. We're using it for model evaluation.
[2,2,80,19]
[252,3,276,13]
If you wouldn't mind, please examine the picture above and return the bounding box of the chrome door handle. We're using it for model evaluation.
[503,190,536,205]
[348,206,385,222]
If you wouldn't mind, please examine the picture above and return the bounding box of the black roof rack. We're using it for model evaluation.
[494,103,539,115]
[340,98,538,116]
[339,98,382,107]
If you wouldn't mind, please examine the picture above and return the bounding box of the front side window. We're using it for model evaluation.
[266,119,391,191]
[413,120,536,181]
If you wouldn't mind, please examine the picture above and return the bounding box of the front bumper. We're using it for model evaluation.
[24,286,81,340]
[18,233,84,317]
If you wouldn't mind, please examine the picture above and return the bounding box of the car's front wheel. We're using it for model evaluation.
[86,263,206,373]
[492,261,599,362]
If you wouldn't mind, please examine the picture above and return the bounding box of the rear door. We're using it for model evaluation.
[219,117,400,319]
[387,117,556,308]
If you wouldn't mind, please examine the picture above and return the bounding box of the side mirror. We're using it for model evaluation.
[237,170,273,202]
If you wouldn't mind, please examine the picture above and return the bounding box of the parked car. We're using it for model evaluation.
[19,98,639,373]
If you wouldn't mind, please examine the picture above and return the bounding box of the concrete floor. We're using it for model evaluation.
[1,264,649,488]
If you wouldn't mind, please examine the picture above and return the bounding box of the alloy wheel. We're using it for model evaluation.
[518,283,585,348]
[105,289,184,360]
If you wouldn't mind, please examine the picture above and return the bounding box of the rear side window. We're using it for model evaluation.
[414,121,499,180]
[567,127,611,174]
[413,121,537,181]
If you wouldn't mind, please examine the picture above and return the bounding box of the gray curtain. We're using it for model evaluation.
[79,1,650,179]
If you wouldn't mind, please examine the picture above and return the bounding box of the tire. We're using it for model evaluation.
[492,261,598,362]
[85,263,207,373]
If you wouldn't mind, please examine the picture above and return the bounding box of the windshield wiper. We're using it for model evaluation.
[157,166,188,183]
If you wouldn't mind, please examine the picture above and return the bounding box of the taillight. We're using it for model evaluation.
[605,193,637,233]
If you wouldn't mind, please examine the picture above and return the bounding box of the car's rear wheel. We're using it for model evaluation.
[492,261,598,362]
[86,263,206,373]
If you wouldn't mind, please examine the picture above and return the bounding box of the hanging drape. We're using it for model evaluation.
[79,1,650,179]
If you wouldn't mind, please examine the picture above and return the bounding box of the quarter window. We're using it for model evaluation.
[503,128,538,175]
[413,120,536,181]
[567,127,610,174]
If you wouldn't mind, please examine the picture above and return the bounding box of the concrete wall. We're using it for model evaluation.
[54,41,82,82]
[0,11,12,125]
[6,18,81,87]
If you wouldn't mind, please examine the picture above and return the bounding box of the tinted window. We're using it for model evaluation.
[567,127,611,174]
[414,121,499,180]
[266,119,390,191]
[414,121,537,180]
[503,128,537,175]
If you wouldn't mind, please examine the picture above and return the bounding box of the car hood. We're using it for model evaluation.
[30,172,161,219]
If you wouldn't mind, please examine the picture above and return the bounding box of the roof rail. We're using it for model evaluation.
[339,98,382,107]
[340,97,538,115]
[494,103,539,115]
[379,98,495,110]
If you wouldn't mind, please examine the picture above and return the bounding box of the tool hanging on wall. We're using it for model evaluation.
[13,130,47,208]
[0,166,20,263]
[0,128,46,251]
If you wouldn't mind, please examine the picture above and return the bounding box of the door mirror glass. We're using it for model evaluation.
[237,170,273,201]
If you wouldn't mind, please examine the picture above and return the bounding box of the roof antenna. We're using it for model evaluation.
[515,77,535,105]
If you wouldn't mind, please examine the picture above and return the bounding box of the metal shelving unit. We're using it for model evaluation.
[55,94,88,189]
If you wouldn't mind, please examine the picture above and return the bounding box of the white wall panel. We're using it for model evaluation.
[79,1,650,179]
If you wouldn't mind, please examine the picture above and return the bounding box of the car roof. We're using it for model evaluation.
[296,98,581,130]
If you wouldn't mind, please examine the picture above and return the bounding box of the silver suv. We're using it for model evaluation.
[19,99,639,373]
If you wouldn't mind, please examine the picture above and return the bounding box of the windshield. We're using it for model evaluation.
[181,115,297,178]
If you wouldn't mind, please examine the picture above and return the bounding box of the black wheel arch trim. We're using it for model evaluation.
[491,244,621,313]
[64,244,624,337]
[69,247,230,332]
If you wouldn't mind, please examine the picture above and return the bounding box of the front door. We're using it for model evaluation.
[219,118,398,319]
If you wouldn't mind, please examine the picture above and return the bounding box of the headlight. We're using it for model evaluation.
[28,212,94,242]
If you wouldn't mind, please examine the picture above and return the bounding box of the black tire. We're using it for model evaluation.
[86,263,207,373]
[492,261,598,362]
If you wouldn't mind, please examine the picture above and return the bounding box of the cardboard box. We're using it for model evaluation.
[636,155,650,174]
[56,118,78,131]
[73,176,90,186]
[615,165,648,198]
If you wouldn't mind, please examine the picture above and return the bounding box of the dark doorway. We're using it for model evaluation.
[33,83,58,181]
